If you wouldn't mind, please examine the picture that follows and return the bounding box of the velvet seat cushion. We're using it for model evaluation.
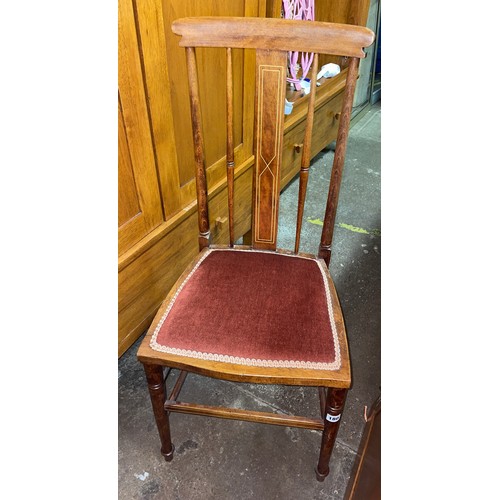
[150,249,341,370]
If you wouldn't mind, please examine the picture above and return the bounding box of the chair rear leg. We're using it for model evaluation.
[315,388,347,481]
[143,363,175,461]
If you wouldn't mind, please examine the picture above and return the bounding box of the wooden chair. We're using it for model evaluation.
[137,16,374,481]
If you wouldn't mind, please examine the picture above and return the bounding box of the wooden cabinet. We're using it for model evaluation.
[344,397,381,499]
[118,0,370,356]
[118,0,164,256]
[135,0,261,220]
[118,100,163,254]
[281,73,347,188]
[118,0,264,355]
[271,0,371,189]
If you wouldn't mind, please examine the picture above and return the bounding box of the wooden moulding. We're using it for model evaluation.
[172,17,375,58]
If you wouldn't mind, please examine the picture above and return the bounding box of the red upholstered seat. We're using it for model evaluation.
[150,249,341,370]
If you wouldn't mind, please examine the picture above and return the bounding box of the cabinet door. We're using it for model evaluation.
[118,100,163,255]
[119,0,264,355]
[118,0,163,256]
[134,0,264,218]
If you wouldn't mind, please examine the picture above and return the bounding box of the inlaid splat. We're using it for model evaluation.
[252,50,286,250]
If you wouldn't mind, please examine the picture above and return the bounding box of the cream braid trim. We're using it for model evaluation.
[150,248,341,370]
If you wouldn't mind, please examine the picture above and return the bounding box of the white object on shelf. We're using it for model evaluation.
[317,63,341,80]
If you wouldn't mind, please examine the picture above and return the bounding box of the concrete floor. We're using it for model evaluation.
[118,101,381,499]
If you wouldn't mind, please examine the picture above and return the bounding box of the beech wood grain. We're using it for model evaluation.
[319,57,360,265]
[226,47,235,247]
[118,0,163,256]
[294,53,319,254]
[172,17,374,58]
[185,46,211,250]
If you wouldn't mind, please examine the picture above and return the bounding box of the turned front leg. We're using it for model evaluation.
[315,388,347,481]
[143,363,174,461]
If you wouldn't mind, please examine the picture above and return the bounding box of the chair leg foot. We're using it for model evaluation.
[315,466,329,482]
[162,444,175,462]
[143,363,174,460]
[315,388,348,481]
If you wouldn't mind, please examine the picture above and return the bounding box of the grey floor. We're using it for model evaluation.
[118,101,381,500]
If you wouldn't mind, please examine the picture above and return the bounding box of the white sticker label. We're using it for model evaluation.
[326,413,341,423]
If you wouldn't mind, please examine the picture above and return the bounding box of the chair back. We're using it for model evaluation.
[172,17,374,265]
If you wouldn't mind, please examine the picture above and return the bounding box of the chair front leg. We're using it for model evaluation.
[143,363,175,461]
[315,388,347,481]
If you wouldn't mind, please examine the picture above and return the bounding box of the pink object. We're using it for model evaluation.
[282,0,315,90]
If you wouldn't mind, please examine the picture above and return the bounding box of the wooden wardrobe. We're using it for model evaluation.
[118,0,371,356]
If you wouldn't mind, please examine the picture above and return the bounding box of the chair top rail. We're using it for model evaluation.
[172,17,375,58]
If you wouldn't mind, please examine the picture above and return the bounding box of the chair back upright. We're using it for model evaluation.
[172,17,375,265]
